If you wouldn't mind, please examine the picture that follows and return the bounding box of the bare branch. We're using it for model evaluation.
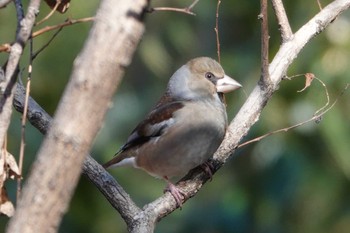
[17,39,34,200]
[13,83,51,135]
[6,0,350,232]
[32,27,63,60]
[259,0,271,86]
[32,17,94,38]
[147,0,199,16]
[6,0,147,232]
[215,0,350,167]
[237,81,347,149]
[144,0,350,223]
[271,0,293,42]
[0,0,40,151]
[313,77,330,115]
[13,82,142,227]
[214,0,221,63]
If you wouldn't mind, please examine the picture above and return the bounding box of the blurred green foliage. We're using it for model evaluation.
[1,0,350,233]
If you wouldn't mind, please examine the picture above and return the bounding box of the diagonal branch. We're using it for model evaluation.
[13,82,141,224]
[143,0,350,223]
[32,17,94,38]
[271,0,293,42]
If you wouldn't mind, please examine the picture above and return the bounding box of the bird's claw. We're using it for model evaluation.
[200,161,214,181]
[164,182,186,208]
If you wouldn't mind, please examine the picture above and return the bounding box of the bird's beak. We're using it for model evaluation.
[216,75,242,93]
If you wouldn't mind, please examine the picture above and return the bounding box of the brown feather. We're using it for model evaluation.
[103,101,184,168]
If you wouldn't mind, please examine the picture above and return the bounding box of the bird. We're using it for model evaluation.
[103,57,241,206]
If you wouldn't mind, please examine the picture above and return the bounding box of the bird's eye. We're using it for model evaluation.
[205,72,214,80]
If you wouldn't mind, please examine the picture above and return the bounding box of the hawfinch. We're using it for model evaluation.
[103,57,241,206]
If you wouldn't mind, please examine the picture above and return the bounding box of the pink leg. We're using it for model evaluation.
[163,176,185,207]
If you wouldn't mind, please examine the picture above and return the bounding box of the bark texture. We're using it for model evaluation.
[6,0,147,232]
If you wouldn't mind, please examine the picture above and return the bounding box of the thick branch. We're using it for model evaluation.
[6,0,147,232]
[13,82,142,226]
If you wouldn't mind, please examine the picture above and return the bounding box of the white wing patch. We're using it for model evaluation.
[146,117,175,136]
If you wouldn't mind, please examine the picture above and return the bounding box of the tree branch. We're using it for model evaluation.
[0,0,40,152]
[9,0,350,232]
[146,0,350,224]
[214,0,221,63]
[147,0,199,16]
[271,0,293,42]
[6,0,148,232]
[217,0,350,162]
[259,0,271,86]
[32,17,94,38]
[13,80,149,231]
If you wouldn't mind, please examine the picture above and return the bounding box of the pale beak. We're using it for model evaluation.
[216,75,242,93]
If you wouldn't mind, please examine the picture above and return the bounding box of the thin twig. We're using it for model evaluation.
[237,83,349,149]
[1,17,92,53]
[17,40,34,200]
[313,77,329,115]
[0,43,11,53]
[15,0,25,200]
[214,0,221,63]
[35,0,61,26]
[188,0,200,9]
[271,0,293,42]
[317,0,323,10]
[288,73,330,116]
[148,0,199,16]
[16,11,63,201]
[32,17,94,38]
[32,27,63,60]
[149,7,195,15]
[259,0,271,86]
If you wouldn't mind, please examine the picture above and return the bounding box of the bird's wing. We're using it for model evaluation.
[118,101,184,153]
[103,101,184,169]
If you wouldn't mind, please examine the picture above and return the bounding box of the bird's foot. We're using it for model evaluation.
[163,178,185,208]
[200,161,214,181]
